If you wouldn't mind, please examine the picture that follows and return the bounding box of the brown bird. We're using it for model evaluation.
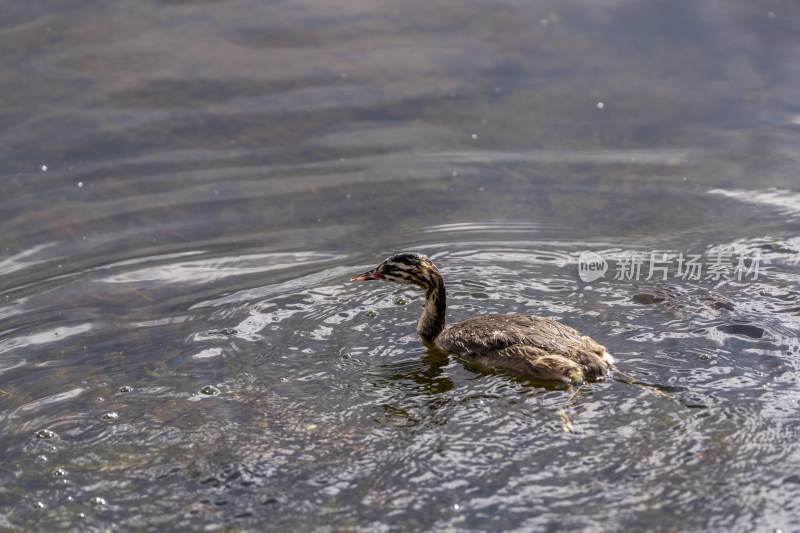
[351,252,613,384]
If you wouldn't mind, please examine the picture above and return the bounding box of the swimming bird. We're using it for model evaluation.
[351,252,613,384]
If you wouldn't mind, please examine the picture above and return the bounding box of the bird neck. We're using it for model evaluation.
[417,274,446,341]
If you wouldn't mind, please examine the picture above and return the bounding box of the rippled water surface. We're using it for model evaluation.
[2,0,800,530]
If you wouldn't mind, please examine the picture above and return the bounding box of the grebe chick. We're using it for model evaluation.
[351,252,613,384]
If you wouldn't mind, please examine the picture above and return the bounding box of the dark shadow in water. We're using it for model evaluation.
[457,359,573,392]
[423,339,583,392]
[371,343,454,396]
[609,374,690,395]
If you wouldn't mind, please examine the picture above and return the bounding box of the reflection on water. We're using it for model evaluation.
[1,0,800,530]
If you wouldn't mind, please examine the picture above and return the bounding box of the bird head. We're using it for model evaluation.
[351,252,440,288]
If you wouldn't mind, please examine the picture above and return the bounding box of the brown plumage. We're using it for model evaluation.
[351,252,613,384]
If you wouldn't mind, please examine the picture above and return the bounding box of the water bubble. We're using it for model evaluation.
[118,385,133,393]
[52,468,67,477]
[453,503,461,510]
[280,377,288,383]
[768,11,776,18]
[77,181,83,188]
[395,298,409,305]
[200,385,220,396]
[90,496,107,506]
[597,102,604,109]
[540,18,549,26]
[33,501,45,509]
[101,412,119,421]
[40,164,47,172]
[471,133,478,140]
[35,429,55,439]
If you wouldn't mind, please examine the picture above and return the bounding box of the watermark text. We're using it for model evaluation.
[578,251,761,282]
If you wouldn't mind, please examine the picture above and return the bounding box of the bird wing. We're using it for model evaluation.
[437,314,587,354]
[437,314,610,381]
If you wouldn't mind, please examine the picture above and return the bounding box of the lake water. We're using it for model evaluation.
[1,0,799,530]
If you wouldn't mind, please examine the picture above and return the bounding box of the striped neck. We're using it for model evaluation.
[417,275,447,340]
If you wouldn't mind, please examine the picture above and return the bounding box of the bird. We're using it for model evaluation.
[351,252,613,384]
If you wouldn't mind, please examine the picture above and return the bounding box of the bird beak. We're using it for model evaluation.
[351,268,383,282]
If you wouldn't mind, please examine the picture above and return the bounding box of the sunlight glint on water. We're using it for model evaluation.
[1,0,799,530]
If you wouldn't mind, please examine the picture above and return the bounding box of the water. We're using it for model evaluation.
[2,0,800,530]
